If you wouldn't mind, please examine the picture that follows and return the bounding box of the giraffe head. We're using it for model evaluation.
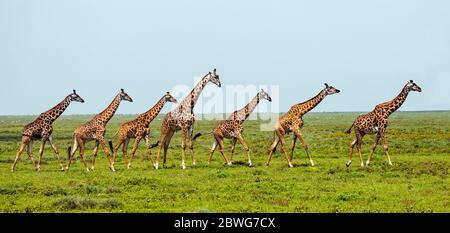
[164,92,177,103]
[119,89,133,102]
[69,89,85,103]
[258,89,272,102]
[405,80,422,92]
[208,68,221,87]
[323,83,340,96]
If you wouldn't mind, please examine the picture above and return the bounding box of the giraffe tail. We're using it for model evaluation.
[345,124,354,134]
[108,141,114,154]
[150,141,159,149]
[193,132,213,141]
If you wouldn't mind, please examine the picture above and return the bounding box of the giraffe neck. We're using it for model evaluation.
[294,90,326,116]
[142,96,167,125]
[178,75,209,114]
[229,93,261,122]
[94,95,122,124]
[384,86,410,116]
[42,96,72,123]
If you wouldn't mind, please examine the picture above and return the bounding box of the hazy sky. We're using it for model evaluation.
[0,0,449,115]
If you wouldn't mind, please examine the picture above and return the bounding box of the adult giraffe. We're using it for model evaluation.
[66,89,133,172]
[346,80,422,167]
[11,90,85,172]
[108,92,177,171]
[194,89,272,167]
[154,69,221,170]
[266,83,340,168]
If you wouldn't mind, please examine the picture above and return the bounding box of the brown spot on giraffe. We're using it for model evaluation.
[66,89,133,172]
[109,92,177,171]
[346,80,422,168]
[194,89,272,167]
[11,90,85,172]
[266,83,340,168]
[154,69,221,170]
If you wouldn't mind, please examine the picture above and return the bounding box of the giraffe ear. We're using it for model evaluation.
[166,92,170,95]
[324,83,329,88]
[73,89,76,94]
[121,89,124,93]
[410,80,414,83]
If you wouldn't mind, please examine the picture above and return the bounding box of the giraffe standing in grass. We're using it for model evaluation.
[194,89,272,167]
[108,92,177,171]
[266,83,340,168]
[11,90,85,172]
[66,89,133,172]
[345,80,422,168]
[154,69,221,170]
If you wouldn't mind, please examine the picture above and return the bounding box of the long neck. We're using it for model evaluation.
[293,90,326,115]
[95,95,121,124]
[142,96,166,125]
[229,94,261,122]
[43,96,72,123]
[385,86,409,116]
[178,75,209,113]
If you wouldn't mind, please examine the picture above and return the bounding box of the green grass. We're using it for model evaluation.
[0,112,449,213]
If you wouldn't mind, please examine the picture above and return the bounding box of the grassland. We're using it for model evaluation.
[0,112,449,213]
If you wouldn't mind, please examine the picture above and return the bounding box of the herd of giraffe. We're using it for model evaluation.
[10,69,423,172]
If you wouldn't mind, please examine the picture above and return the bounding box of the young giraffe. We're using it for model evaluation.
[194,89,272,167]
[154,69,221,170]
[66,89,133,172]
[11,90,85,172]
[108,92,177,171]
[345,80,422,168]
[266,83,340,168]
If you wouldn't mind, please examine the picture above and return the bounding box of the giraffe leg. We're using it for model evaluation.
[162,131,175,168]
[293,128,314,166]
[48,136,64,171]
[78,140,90,172]
[188,125,196,166]
[356,132,365,167]
[366,134,381,167]
[229,138,237,164]
[215,136,229,166]
[65,138,79,171]
[275,130,292,168]
[144,134,155,166]
[111,138,126,171]
[128,136,142,169]
[266,133,280,166]
[346,139,357,167]
[98,138,113,171]
[11,136,32,172]
[290,134,297,162]
[381,134,393,166]
[91,141,100,171]
[180,127,187,170]
[27,140,38,170]
[208,140,218,164]
[36,138,48,172]
[236,134,252,167]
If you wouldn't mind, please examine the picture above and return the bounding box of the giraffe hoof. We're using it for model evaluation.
[360,163,365,168]
[127,163,131,169]
[65,166,69,171]
[154,163,159,170]
[227,162,232,166]
[288,163,294,168]
[91,166,95,171]
[310,160,315,167]
[346,161,352,167]
[388,162,393,166]
[110,167,116,172]
[248,161,253,167]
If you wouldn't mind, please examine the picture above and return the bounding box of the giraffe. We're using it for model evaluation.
[108,92,177,171]
[11,90,85,172]
[345,80,422,168]
[154,69,221,170]
[193,89,272,167]
[266,83,340,168]
[66,89,133,172]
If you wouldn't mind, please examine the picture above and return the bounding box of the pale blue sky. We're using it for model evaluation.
[0,0,449,115]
